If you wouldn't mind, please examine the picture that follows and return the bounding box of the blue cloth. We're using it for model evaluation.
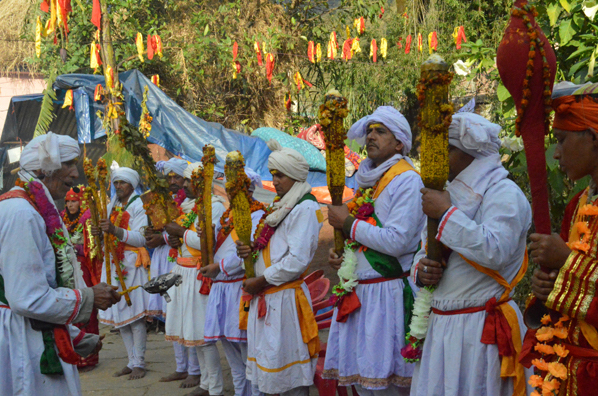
[251,127,326,172]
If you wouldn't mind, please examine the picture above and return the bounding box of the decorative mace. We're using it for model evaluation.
[319,90,349,256]
[225,151,255,278]
[417,54,454,262]
[191,165,210,268]
[202,145,216,265]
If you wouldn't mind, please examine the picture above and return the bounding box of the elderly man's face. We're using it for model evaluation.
[114,180,134,201]
[40,159,79,200]
[448,145,475,182]
[167,173,185,194]
[183,178,197,199]
[271,171,295,198]
[365,123,405,167]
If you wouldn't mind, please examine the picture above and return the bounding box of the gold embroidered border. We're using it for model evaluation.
[548,253,580,312]
[570,256,594,316]
[99,310,150,328]
[321,368,411,389]
[578,261,598,321]
[164,335,206,347]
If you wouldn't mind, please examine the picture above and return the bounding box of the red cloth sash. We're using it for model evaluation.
[196,272,212,295]
[213,278,244,284]
[432,297,515,358]
[336,276,403,323]
[563,343,598,362]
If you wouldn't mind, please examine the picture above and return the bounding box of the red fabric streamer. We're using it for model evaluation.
[379,6,385,18]
[430,31,438,52]
[254,42,263,66]
[91,0,101,29]
[232,41,238,61]
[405,35,412,54]
[147,34,155,60]
[397,37,403,50]
[456,26,467,49]
[307,41,315,63]
[265,53,274,84]
[342,38,353,61]
[40,0,49,12]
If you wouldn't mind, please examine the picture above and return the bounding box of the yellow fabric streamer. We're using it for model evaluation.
[136,32,144,62]
[35,16,42,58]
[316,43,322,63]
[62,90,73,109]
[90,41,100,71]
[351,38,361,56]
[380,38,388,59]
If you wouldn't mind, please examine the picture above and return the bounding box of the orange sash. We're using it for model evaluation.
[372,159,418,200]
[239,241,320,358]
[457,252,528,396]
[124,246,151,270]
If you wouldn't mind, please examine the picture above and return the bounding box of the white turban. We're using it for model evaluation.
[19,132,80,174]
[347,106,412,154]
[449,113,502,158]
[244,167,262,192]
[266,140,309,182]
[183,162,202,179]
[163,158,188,178]
[111,167,140,189]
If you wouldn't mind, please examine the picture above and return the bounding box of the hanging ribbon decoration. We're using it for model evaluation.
[370,39,378,63]
[265,53,275,84]
[428,31,438,54]
[346,25,351,40]
[417,33,423,53]
[307,41,315,63]
[405,34,412,54]
[353,17,365,35]
[327,32,338,59]
[90,41,102,72]
[94,84,104,101]
[380,38,387,59]
[342,38,353,61]
[453,26,467,50]
[285,93,292,111]
[151,75,160,87]
[254,42,263,66]
[232,41,241,79]
[154,34,163,59]
[136,32,144,62]
[351,38,361,56]
[397,37,403,50]
[62,89,74,110]
[147,34,155,60]
[35,16,43,58]
[91,0,101,29]
[41,0,49,12]
[316,43,322,63]
[293,71,305,90]
[379,6,385,18]
[105,65,114,89]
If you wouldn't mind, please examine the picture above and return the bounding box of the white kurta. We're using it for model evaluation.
[204,209,265,343]
[165,198,226,346]
[0,190,92,396]
[99,195,150,328]
[246,199,323,395]
[409,174,533,396]
[147,243,173,320]
[323,170,425,390]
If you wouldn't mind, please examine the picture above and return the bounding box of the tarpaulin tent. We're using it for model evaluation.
[54,70,356,195]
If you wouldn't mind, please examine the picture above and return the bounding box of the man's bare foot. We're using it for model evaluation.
[113,366,132,377]
[183,386,209,396]
[160,371,188,382]
[78,365,97,373]
[180,374,201,388]
[128,367,146,380]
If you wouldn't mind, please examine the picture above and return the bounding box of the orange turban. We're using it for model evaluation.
[552,95,598,132]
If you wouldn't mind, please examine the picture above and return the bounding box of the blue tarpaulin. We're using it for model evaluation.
[54,70,355,189]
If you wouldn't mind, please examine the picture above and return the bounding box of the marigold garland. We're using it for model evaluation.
[109,207,131,282]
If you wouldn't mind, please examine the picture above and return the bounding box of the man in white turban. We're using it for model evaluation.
[164,162,226,396]
[200,166,265,396]
[236,140,323,396]
[323,106,425,396]
[409,112,533,396]
[0,132,120,395]
[146,159,202,389]
[94,167,152,380]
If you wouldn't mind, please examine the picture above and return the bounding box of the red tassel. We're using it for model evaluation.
[91,0,101,29]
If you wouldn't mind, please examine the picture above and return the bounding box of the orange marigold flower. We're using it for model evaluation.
[536,327,554,342]
[541,314,551,325]
[526,70,533,77]
[579,204,598,216]
[532,358,550,372]
[529,374,544,388]
[568,240,590,253]
[548,361,568,380]
[553,344,570,358]
[553,326,568,340]
[531,391,541,396]
[542,379,560,396]
[535,343,554,355]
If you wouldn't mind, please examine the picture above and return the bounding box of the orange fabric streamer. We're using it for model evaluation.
[417,33,423,53]
[254,42,263,66]
[370,39,377,62]
[552,95,598,132]
[147,34,155,60]
[265,53,275,84]
[91,0,101,29]
[342,38,353,61]
[307,41,315,63]
[405,35,412,54]
[232,41,238,61]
